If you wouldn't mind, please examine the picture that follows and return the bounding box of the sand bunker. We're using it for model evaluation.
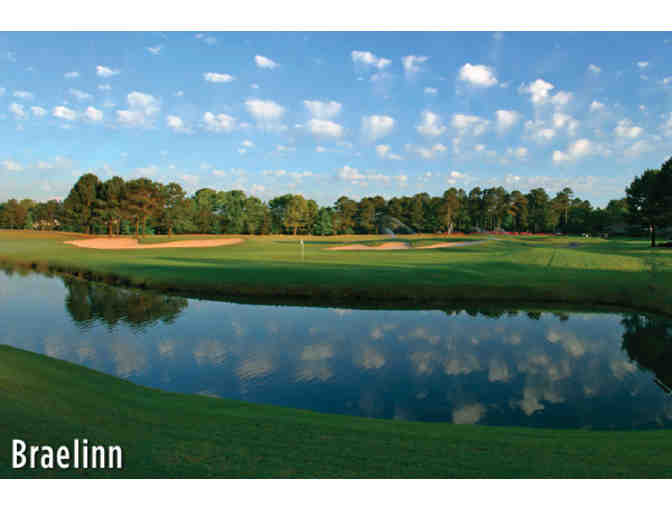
[327,240,481,251]
[65,237,243,250]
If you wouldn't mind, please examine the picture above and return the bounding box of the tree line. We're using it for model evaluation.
[1,156,670,243]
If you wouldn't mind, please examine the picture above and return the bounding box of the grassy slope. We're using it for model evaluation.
[0,230,671,314]
[2,345,672,478]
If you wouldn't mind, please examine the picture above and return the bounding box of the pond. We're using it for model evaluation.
[2,268,672,429]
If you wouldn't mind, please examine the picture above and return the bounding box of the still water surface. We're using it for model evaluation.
[2,269,672,429]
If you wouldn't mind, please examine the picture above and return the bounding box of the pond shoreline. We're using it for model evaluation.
[1,256,670,319]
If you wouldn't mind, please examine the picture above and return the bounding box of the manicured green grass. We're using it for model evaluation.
[2,344,672,478]
[0,230,670,315]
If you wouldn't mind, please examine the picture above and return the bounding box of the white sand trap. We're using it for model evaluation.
[416,241,477,249]
[65,237,243,250]
[328,242,410,251]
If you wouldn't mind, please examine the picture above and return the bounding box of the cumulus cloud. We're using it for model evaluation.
[552,113,580,136]
[9,103,26,119]
[245,99,285,130]
[424,87,438,95]
[254,55,278,69]
[13,90,33,101]
[588,64,601,74]
[405,143,447,160]
[68,88,92,102]
[589,100,605,112]
[116,91,160,127]
[552,138,595,163]
[519,79,571,108]
[307,118,343,138]
[30,106,47,117]
[204,72,234,83]
[336,165,406,186]
[452,113,489,136]
[52,105,77,121]
[146,45,163,55]
[416,110,446,137]
[96,65,119,77]
[495,109,520,132]
[203,112,236,133]
[195,33,217,46]
[506,146,528,160]
[361,114,395,141]
[303,100,342,119]
[524,120,556,143]
[84,106,103,122]
[166,115,192,133]
[351,50,391,70]
[64,71,80,79]
[452,403,486,425]
[458,63,498,87]
[375,144,402,160]
[402,55,428,76]
[614,118,643,138]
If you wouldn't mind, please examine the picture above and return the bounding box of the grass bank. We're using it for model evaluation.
[0,230,671,315]
[2,344,672,478]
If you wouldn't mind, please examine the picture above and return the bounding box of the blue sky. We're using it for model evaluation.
[1,31,671,206]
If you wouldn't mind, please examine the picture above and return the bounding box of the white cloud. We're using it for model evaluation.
[245,99,285,129]
[519,78,554,104]
[624,140,654,158]
[416,110,446,137]
[98,84,112,91]
[13,90,33,101]
[406,143,447,160]
[166,115,185,132]
[587,64,601,74]
[551,91,572,106]
[64,71,80,79]
[203,112,236,133]
[9,103,26,119]
[589,100,605,112]
[52,105,77,121]
[254,55,278,69]
[458,63,498,87]
[361,114,395,141]
[552,138,594,163]
[452,113,489,136]
[2,160,23,172]
[195,34,217,46]
[375,144,402,160]
[84,106,103,122]
[307,118,343,138]
[351,50,391,70]
[506,146,528,159]
[552,113,580,136]
[0,87,4,96]
[424,87,438,95]
[614,118,643,138]
[637,61,649,69]
[68,88,92,102]
[116,91,160,127]
[303,100,342,119]
[146,45,163,55]
[495,109,520,132]
[241,140,254,148]
[30,106,47,117]
[204,72,234,83]
[96,65,119,78]
[315,146,326,153]
[402,55,428,76]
